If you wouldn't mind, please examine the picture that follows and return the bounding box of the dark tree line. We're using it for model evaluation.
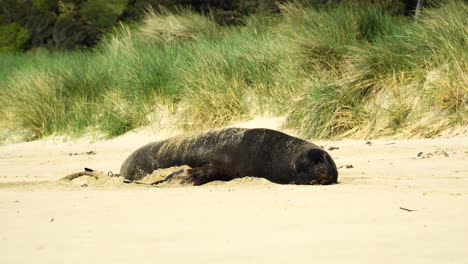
[0,0,425,52]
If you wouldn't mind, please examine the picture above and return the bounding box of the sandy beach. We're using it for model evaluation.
[1,119,467,264]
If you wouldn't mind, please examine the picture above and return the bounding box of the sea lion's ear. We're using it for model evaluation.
[293,149,324,172]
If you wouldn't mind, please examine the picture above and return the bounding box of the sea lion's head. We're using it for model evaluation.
[293,148,338,185]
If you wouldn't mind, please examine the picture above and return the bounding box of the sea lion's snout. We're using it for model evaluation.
[309,176,337,185]
[294,148,338,185]
[309,179,333,185]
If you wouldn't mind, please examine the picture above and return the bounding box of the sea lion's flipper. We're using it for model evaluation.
[148,169,186,185]
[59,169,103,181]
[183,164,237,186]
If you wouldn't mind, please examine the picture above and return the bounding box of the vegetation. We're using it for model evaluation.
[0,0,279,51]
[0,23,31,52]
[286,0,467,138]
[1,0,423,51]
[0,0,466,142]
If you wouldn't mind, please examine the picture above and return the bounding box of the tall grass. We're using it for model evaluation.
[286,0,467,138]
[0,1,466,142]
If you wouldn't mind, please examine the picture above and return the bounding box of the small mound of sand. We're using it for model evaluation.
[141,167,277,187]
[138,165,192,186]
[138,166,277,187]
[64,167,277,187]
[69,173,126,187]
[204,176,275,186]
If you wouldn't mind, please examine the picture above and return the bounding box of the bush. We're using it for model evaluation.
[0,23,31,52]
[80,0,129,28]
[32,0,59,11]
[52,14,100,49]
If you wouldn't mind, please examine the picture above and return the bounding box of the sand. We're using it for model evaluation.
[1,118,467,264]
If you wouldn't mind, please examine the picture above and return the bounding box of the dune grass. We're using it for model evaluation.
[0,1,466,142]
[285,0,467,138]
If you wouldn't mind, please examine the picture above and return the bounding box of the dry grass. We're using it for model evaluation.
[0,1,466,142]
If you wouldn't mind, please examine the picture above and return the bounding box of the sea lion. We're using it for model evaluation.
[120,128,338,185]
